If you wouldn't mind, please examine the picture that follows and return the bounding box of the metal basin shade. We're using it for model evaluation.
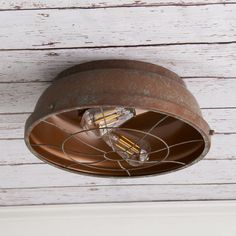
[25,60,211,177]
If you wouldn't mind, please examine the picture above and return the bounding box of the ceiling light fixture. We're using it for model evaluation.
[25,60,212,177]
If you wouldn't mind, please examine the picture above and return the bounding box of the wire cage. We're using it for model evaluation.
[25,60,212,177]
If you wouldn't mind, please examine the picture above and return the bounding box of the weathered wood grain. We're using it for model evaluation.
[1,44,236,83]
[201,109,236,134]
[0,160,235,188]
[184,78,236,108]
[0,113,29,139]
[0,5,236,50]
[0,139,42,165]
[208,134,236,159]
[0,1,234,10]
[1,184,236,206]
[1,78,236,113]
[0,82,49,113]
[1,134,235,166]
[0,109,235,139]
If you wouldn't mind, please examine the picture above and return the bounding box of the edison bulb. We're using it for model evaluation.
[81,107,135,138]
[80,107,150,166]
[103,132,150,166]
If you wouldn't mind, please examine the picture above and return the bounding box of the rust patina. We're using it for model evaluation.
[25,60,212,177]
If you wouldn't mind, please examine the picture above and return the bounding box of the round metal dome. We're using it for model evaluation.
[25,60,212,177]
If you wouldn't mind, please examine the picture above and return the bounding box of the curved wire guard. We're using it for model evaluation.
[30,109,204,176]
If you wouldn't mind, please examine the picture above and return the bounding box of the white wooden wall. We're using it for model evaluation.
[0,0,235,206]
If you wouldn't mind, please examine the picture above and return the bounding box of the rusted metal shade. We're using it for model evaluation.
[25,60,211,177]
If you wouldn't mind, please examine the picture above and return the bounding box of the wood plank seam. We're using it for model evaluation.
[2,182,236,191]
[2,200,236,208]
[1,184,236,206]
[1,41,236,52]
[1,160,235,187]
[1,78,235,84]
[1,2,236,11]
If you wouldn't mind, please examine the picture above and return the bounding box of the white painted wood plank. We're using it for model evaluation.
[0,82,49,113]
[0,1,234,10]
[0,113,29,139]
[208,134,236,159]
[0,5,236,49]
[201,108,236,133]
[1,78,236,113]
[0,109,235,139]
[0,140,42,165]
[0,160,235,188]
[184,78,236,109]
[1,44,236,83]
[1,134,235,166]
[1,184,236,206]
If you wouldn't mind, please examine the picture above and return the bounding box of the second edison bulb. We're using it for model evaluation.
[81,107,150,166]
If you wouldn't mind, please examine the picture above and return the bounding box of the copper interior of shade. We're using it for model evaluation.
[25,60,211,177]
[29,108,206,177]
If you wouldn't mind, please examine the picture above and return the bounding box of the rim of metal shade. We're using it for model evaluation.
[25,60,212,178]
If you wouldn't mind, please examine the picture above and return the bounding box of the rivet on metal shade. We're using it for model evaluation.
[25,60,212,177]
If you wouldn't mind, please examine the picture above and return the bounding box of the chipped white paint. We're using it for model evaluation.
[1,185,236,206]
[0,113,29,139]
[0,160,235,189]
[0,140,41,165]
[201,109,236,133]
[208,134,236,159]
[0,0,235,9]
[0,5,236,49]
[1,44,236,83]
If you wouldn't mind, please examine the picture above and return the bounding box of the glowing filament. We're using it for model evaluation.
[81,107,135,137]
